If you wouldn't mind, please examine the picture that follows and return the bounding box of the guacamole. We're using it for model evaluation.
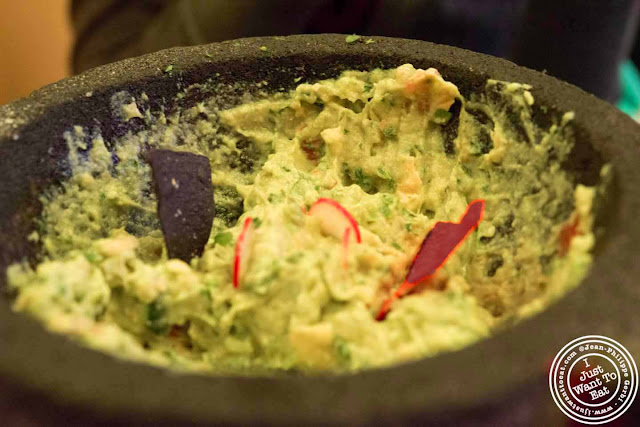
[7,64,600,374]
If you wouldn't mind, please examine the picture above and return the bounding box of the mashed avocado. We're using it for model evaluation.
[7,64,600,374]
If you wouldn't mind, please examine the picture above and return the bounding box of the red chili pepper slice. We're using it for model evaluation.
[376,199,485,321]
[558,217,580,257]
[406,199,484,283]
[233,217,255,289]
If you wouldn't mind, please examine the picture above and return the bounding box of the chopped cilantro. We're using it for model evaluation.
[364,83,373,93]
[381,196,393,218]
[259,45,268,52]
[392,242,403,251]
[199,288,212,300]
[377,167,392,180]
[383,126,397,139]
[343,129,350,135]
[146,300,168,334]
[334,337,352,362]
[433,108,453,124]
[164,65,174,73]
[99,192,106,200]
[214,231,233,246]
[84,250,101,263]
[405,223,412,232]
[345,34,361,44]
[354,168,374,193]
[376,167,395,190]
[253,217,262,228]
[365,38,375,44]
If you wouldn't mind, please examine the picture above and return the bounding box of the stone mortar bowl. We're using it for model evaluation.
[0,34,639,425]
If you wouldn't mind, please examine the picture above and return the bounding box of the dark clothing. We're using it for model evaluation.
[72,0,640,102]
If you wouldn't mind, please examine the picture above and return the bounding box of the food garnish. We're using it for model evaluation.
[345,34,362,44]
[308,198,361,269]
[558,217,581,256]
[376,200,485,320]
[233,217,256,288]
[147,149,214,262]
[308,198,361,243]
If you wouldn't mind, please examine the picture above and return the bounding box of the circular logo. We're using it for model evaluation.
[549,335,638,424]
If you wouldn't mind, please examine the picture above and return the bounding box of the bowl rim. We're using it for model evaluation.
[1,34,640,425]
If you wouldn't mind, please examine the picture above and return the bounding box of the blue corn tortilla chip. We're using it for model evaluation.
[147,149,214,262]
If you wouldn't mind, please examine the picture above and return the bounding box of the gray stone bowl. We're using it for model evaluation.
[1,34,638,425]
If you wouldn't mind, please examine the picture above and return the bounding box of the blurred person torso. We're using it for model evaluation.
[72,0,640,102]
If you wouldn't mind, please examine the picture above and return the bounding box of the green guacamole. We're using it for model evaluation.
[8,65,600,374]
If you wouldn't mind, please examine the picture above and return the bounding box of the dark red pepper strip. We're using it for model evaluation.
[558,217,581,257]
[406,200,484,283]
[376,199,485,321]
[375,280,413,321]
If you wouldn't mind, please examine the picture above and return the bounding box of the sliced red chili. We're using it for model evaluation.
[406,200,484,283]
[558,217,580,256]
[376,199,485,321]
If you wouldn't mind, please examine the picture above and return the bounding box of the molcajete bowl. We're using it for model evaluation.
[0,34,639,425]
